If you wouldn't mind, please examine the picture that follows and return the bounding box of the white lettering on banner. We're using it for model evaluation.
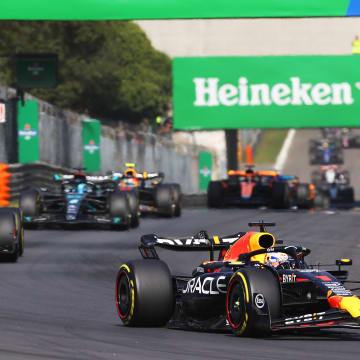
[193,77,355,107]
[193,78,219,106]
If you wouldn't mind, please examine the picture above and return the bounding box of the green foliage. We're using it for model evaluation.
[0,21,172,122]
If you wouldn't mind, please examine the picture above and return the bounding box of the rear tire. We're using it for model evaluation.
[343,187,355,203]
[207,181,224,208]
[271,182,291,209]
[314,192,330,209]
[109,192,131,229]
[125,190,140,228]
[227,267,281,337]
[19,190,40,217]
[154,184,175,217]
[115,260,174,326]
[296,183,311,209]
[171,184,182,217]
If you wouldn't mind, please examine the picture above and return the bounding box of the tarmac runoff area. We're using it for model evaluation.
[0,207,360,360]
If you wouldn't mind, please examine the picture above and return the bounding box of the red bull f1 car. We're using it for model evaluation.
[207,167,318,209]
[115,222,360,336]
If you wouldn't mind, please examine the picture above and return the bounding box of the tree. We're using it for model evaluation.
[0,21,172,122]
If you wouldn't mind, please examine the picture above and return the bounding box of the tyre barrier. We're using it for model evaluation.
[0,163,11,207]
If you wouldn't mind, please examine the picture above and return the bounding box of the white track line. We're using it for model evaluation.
[274,129,296,172]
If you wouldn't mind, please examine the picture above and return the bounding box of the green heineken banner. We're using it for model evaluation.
[82,120,101,172]
[199,152,212,191]
[173,55,360,129]
[1,0,360,20]
[17,100,40,163]
[16,54,58,89]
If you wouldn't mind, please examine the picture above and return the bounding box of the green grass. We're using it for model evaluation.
[254,130,288,164]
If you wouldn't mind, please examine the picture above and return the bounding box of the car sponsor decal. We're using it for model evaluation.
[182,275,227,295]
[281,274,297,283]
[285,312,325,325]
[254,294,265,309]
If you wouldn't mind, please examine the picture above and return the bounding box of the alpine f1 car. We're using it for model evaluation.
[20,171,134,229]
[311,165,354,204]
[207,167,318,209]
[115,222,360,336]
[0,207,24,261]
[112,164,182,218]
[309,139,344,165]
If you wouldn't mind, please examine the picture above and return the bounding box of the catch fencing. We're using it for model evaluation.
[0,85,210,194]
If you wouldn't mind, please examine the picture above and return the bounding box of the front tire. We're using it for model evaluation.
[115,260,174,326]
[227,267,281,337]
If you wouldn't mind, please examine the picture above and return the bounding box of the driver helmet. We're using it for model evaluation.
[322,141,329,148]
[266,252,292,269]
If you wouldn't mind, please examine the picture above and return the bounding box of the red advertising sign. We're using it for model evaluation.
[0,104,5,123]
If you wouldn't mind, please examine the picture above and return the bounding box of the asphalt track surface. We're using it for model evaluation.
[1,207,360,360]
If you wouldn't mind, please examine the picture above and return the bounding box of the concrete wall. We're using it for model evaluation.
[0,86,207,193]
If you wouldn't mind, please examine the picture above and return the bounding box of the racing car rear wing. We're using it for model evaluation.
[112,172,164,181]
[53,174,112,182]
[139,232,244,261]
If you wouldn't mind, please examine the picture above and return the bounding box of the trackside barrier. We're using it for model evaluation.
[0,163,11,206]
[6,162,207,207]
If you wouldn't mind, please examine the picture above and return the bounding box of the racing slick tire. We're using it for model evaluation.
[20,189,40,217]
[171,184,182,217]
[342,187,355,203]
[10,208,24,257]
[271,182,291,209]
[226,267,281,337]
[314,192,330,210]
[109,192,131,229]
[207,181,224,208]
[125,189,140,228]
[0,208,20,262]
[154,184,175,217]
[115,259,174,326]
[296,183,311,209]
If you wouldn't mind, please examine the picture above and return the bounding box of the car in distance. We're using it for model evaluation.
[115,221,360,336]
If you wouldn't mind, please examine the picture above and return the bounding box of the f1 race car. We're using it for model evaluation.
[321,128,360,149]
[0,207,24,261]
[311,165,354,204]
[207,167,317,209]
[115,222,360,336]
[112,164,182,218]
[309,139,344,165]
[19,171,134,229]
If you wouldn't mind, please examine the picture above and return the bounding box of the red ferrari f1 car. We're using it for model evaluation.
[115,222,360,336]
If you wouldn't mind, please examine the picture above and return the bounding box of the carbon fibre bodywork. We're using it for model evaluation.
[133,224,360,334]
